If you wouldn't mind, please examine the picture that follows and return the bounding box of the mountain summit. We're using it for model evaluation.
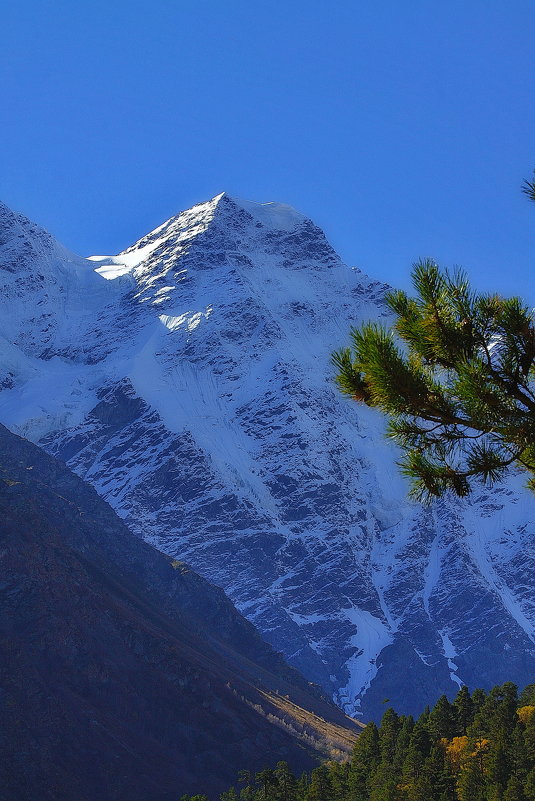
[1,195,534,719]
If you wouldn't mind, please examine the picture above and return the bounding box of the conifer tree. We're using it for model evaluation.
[402,723,431,783]
[394,715,415,771]
[474,683,518,741]
[334,180,535,500]
[487,740,511,797]
[348,721,380,801]
[274,762,298,801]
[510,722,530,785]
[220,789,239,801]
[333,257,535,500]
[367,761,397,801]
[523,767,535,800]
[256,769,278,801]
[518,684,535,707]
[238,770,255,801]
[297,771,310,801]
[453,686,474,736]
[379,708,400,764]
[503,774,527,801]
[307,765,333,801]
[456,756,487,801]
[329,761,349,801]
[423,744,456,801]
[427,696,457,741]
[351,721,381,768]
[471,689,487,719]
[181,796,209,801]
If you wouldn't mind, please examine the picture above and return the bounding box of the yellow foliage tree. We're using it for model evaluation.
[517,705,535,724]
[441,736,469,773]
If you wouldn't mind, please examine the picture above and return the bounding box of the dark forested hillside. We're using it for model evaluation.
[187,682,535,801]
[0,424,359,801]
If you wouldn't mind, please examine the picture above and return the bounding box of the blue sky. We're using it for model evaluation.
[2,1,535,300]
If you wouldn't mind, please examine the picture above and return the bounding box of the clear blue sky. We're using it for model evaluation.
[2,1,535,300]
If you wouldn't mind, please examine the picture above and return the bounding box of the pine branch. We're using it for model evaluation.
[333,254,535,499]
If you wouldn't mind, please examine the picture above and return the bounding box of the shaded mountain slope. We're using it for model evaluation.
[0,424,360,801]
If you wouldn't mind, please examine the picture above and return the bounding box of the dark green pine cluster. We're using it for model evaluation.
[182,682,535,801]
[332,260,535,502]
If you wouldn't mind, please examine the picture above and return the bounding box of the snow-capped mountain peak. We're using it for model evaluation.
[1,194,534,720]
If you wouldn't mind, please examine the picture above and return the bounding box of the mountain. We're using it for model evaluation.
[0,422,359,800]
[1,193,534,721]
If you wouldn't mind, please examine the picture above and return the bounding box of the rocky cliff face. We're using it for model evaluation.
[0,423,359,800]
[1,193,534,720]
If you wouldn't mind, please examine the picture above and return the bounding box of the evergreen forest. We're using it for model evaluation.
[182,682,535,801]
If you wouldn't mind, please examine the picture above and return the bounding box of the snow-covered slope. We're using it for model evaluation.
[1,193,534,720]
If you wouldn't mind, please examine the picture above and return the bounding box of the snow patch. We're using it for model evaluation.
[0,356,101,442]
[229,195,307,231]
[90,255,134,280]
[159,306,212,333]
[337,607,394,715]
[438,630,463,688]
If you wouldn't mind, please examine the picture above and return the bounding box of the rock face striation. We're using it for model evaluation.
[1,193,534,720]
[0,423,359,800]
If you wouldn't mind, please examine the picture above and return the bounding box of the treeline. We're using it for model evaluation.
[182,682,535,801]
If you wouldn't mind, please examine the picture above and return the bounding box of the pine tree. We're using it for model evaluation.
[456,756,488,801]
[471,689,487,720]
[333,255,535,500]
[328,761,349,801]
[427,696,457,741]
[379,708,400,764]
[523,767,535,799]
[402,723,431,783]
[408,772,437,801]
[221,789,240,801]
[307,765,333,801]
[181,796,209,801]
[504,774,527,801]
[274,762,298,801]
[256,769,278,801]
[351,721,381,768]
[297,772,310,801]
[394,715,415,771]
[239,770,256,801]
[348,722,380,801]
[518,684,535,707]
[368,710,403,801]
[487,739,511,797]
[367,761,397,801]
[423,744,456,801]
[509,721,530,786]
[453,686,474,736]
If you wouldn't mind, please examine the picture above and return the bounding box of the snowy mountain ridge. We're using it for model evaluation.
[1,192,534,719]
